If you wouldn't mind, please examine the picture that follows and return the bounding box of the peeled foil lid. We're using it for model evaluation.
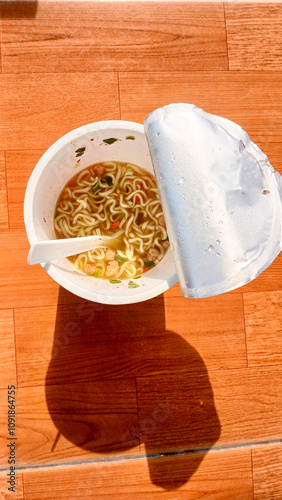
[144,103,282,298]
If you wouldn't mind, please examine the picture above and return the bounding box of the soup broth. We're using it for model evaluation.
[54,161,169,280]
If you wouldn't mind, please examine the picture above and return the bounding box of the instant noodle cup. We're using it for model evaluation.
[24,121,178,305]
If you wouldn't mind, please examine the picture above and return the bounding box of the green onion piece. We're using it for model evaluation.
[109,279,122,284]
[118,212,125,221]
[114,255,127,263]
[103,138,118,145]
[92,182,102,194]
[105,175,113,186]
[125,136,135,140]
[134,276,141,279]
[162,237,169,242]
[75,147,86,153]
[128,280,139,288]
[94,268,101,278]
[144,261,156,268]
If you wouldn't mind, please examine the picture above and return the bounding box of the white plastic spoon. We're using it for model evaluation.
[27,230,124,265]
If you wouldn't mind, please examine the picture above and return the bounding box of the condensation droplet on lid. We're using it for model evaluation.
[219,220,223,225]
[216,240,221,244]
[179,177,186,184]
[208,245,214,252]
[216,252,220,257]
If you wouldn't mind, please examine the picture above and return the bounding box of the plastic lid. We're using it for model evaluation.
[144,103,282,298]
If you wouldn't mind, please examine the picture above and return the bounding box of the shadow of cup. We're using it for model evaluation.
[45,287,221,490]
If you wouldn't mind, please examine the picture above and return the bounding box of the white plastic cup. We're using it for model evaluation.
[24,120,178,305]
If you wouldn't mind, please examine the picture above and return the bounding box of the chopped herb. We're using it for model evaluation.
[105,175,113,186]
[128,280,139,289]
[92,182,102,194]
[144,261,156,268]
[115,255,127,263]
[109,279,121,284]
[103,137,118,145]
[162,236,169,242]
[134,276,141,279]
[118,212,125,221]
[75,147,86,157]
[126,136,135,140]
[94,268,101,278]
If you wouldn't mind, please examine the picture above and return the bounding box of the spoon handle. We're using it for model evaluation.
[28,234,115,265]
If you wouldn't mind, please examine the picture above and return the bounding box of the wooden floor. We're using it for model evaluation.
[1,1,282,498]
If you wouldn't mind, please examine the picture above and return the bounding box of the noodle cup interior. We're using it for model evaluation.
[24,121,178,305]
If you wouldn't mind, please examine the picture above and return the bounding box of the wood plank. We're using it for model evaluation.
[0,230,60,309]
[0,380,139,466]
[0,309,16,388]
[138,367,282,455]
[225,3,282,70]
[14,290,245,388]
[6,151,44,230]
[119,71,282,143]
[164,292,246,369]
[252,444,282,500]
[1,2,227,74]
[0,472,24,500]
[209,367,282,447]
[0,152,9,229]
[244,291,282,366]
[22,448,253,499]
[0,73,120,150]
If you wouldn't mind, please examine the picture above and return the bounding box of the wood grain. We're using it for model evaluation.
[0,380,139,466]
[209,367,282,446]
[138,366,282,454]
[1,2,227,74]
[225,3,282,70]
[252,444,282,500]
[164,292,246,369]
[119,71,282,143]
[0,73,120,150]
[0,309,16,388]
[14,293,245,388]
[0,1,282,498]
[0,152,9,228]
[20,448,253,499]
[0,472,23,500]
[5,151,44,230]
[244,291,282,366]
[0,230,60,309]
